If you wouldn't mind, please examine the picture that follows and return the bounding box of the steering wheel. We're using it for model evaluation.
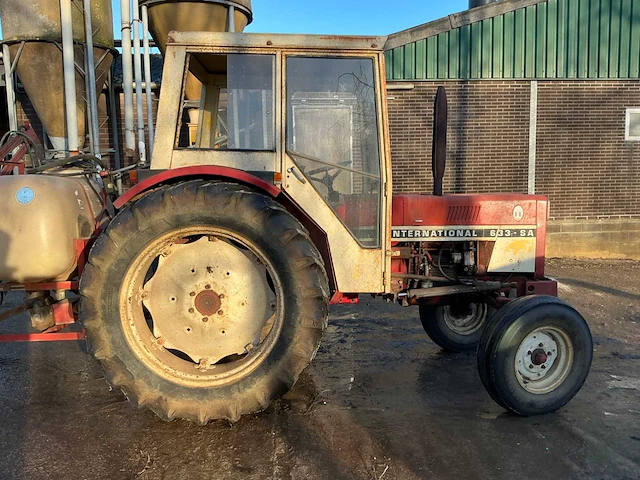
[305,160,351,199]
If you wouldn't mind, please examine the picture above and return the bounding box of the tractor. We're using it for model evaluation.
[0,32,593,424]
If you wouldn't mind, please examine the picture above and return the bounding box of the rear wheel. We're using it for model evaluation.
[477,295,592,416]
[419,302,489,352]
[80,181,329,424]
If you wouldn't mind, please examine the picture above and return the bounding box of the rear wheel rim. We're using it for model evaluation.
[120,226,284,388]
[442,303,487,335]
[515,326,574,394]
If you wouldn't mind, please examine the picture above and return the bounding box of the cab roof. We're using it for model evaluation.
[166,31,388,52]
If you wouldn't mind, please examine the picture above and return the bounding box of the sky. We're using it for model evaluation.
[110,0,470,38]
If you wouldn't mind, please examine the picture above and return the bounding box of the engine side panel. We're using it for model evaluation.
[391,194,549,278]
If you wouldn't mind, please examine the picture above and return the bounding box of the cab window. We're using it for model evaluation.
[177,53,275,151]
[286,56,381,247]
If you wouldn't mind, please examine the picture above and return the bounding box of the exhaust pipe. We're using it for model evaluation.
[432,86,448,196]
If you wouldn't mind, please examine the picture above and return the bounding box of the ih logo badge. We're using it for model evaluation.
[513,205,524,221]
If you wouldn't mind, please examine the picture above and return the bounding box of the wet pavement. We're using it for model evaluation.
[0,258,639,479]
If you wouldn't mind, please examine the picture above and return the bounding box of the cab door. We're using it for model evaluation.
[281,52,391,294]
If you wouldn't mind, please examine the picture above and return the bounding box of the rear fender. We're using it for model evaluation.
[112,166,280,209]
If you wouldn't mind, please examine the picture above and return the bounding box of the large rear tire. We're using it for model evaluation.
[477,295,592,416]
[419,302,489,352]
[80,181,329,424]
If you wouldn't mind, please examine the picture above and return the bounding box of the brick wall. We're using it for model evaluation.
[387,81,531,196]
[388,80,640,220]
[537,81,640,220]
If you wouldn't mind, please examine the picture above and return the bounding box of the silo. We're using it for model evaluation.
[140,0,253,139]
[0,0,115,151]
[469,0,500,7]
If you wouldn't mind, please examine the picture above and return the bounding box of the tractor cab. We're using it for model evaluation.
[150,32,393,295]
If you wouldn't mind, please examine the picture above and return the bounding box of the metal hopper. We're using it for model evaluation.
[0,0,115,151]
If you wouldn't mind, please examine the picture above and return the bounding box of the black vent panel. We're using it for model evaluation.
[447,205,481,223]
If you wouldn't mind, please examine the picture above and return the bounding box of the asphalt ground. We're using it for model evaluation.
[0,258,639,480]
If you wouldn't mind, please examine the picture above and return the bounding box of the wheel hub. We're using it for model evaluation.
[142,236,276,365]
[194,290,221,316]
[442,303,486,335]
[515,327,574,394]
[531,349,548,366]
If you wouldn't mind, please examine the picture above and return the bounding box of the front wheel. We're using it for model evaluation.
[419,302,489,352]
[80,181,329,424]
[477,295,593,416]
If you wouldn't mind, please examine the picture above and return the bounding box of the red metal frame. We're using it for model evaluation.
[0,331,85,343]
[330,292,360,305]
[0,281,78,292]
[0,122,38,176]
[113,166,281,209]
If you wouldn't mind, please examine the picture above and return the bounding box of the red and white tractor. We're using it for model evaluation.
[0,32,592,423]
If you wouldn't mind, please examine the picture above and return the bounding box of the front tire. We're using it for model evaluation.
[419,302,489,352]
[80,181,329,424]
[477,295,593,416]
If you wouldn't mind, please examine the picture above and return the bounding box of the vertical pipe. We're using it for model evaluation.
[60,0,79,153]
[132,0,147,165]
[528,80,538,195]
[141,5,155,157]
[121,0,136,158]
[83,0,101,158]
[2,45,18,132]
[83,52,95,154]
[108,69,123,194]
[229,6,237,147]
[228,5,236,33]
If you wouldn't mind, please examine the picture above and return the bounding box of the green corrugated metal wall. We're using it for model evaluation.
[385,0,640,80]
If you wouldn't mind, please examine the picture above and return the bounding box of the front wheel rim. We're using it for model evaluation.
[120,226,284,388]
[515,326,574,394]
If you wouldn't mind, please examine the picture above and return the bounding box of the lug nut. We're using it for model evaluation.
[547,351,552,356]
[219,294,225,299]
[189,308,195,314]
[190,292,196,297]
[217,310,224,315]
[541,365,546,370]
[202,318,209,323]
[205,284,211,290]
[539,343,544,348]
[529,364,534,369]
